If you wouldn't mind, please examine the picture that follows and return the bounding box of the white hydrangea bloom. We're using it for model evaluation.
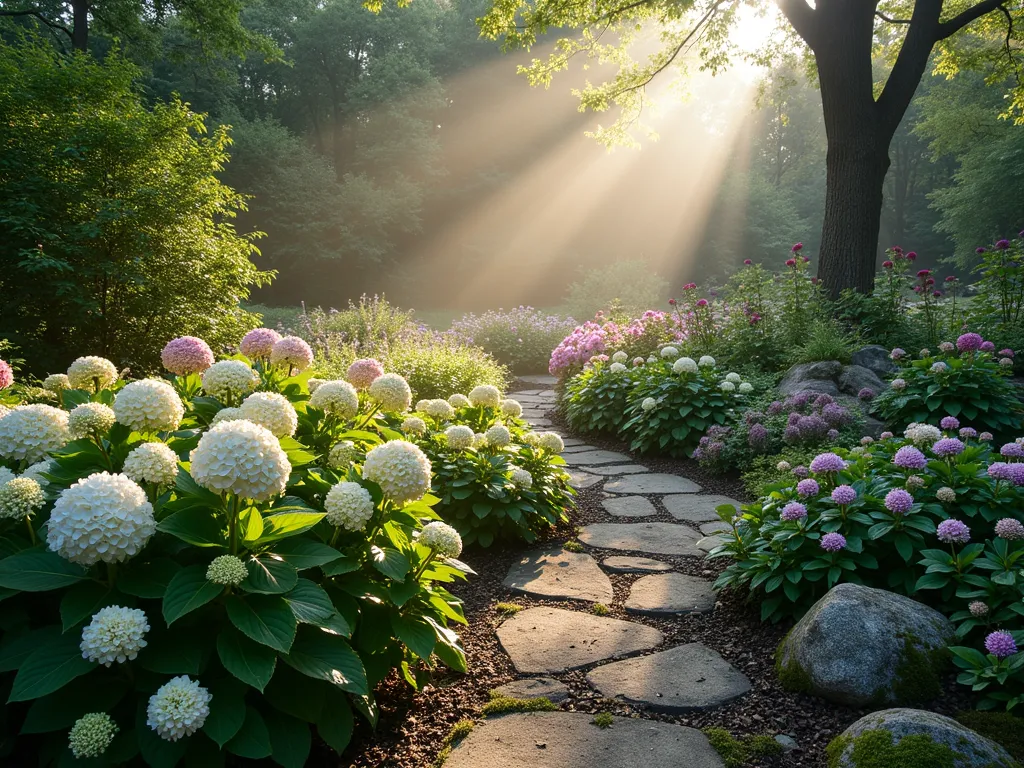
[904,422,942,446]
[725,372,742,384]
[660,346,679,359]
[20,460,52,491]
[146,676,211,741]
[999,357,1014,367]
[0,466,16,489]
[538,432,564,453]
[500,399,523,419]
[328,440,357,469]
[123,442,179,487]
[80,606,149,666]
[468,385,501,408]
[309,380,359,420]
[415,399,431,413]
[738,382,753,394]
[448,394,470,409]
[325,481,375,530]
[240,391,298,437]
[201,360,258,402]
[473,432,487,447]
[211,407,244,426]
[189,421,290,501]
[641,397,657,412]
[113,379,184,433]
[362,440,431,505]
[698,355,716,368]
[936,486,957,503]
[419,521,462,558]
[402,416,427,434]
[646,355,658,363]
[0,404,70,463]
[69,402,116,439]
[43,373,70,393]
[891,378,907,391]
[0,477,45,520]
[776,460,791,471]
[720,381,736,392]
[206,555,248,586]
[67,356,118,391]
[609,362,627,373]
[48,472,155,565]
[69,712,118,758]
[611,351,628,363]
[424,399,456,420]
[368,373,412,413]
[0,404,8,421]
[445,425,475,449]
[307,378,325,394]
[930,361,948,374]
[485,424,512,448]
[510,467,533,489]
[673,357,698,374]
[521,431,542,447]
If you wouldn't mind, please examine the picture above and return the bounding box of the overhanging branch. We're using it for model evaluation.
[776,0,818,48]
[875,11,912,24]
[936,0,1006,38]
[0,7,73,38]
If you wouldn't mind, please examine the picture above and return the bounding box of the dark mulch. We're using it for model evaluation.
[333,391,976,768]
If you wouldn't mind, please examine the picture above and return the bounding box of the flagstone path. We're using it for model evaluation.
[448,377,747,768]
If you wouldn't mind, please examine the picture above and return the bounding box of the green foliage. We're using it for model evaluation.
[955,711,1024,761]
[564,261,668,320]
[826,730,961,768]
[495,602,523,616]
[741,447,823,499]
[562,363,643,436]
[481,693,558,716]
[703,727,784,768]
[789,321,857,365]
[0,41,270,376]
[562,540,584,552]
[949,635,1024,712]
[432,719,475,768]
[591,712,614,729]
[448,308,578,374]
[386,338,508,403]
[590,603,609,616]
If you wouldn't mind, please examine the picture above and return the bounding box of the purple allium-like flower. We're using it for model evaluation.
[745,411,765,426]
[347,358,385,390]
[969,601,989,617]
[940,416,960,431]
[783,425,801,443]
[858,388,875,401]
[827,429,839,441]
[959,427,978,439]
[767,401,784,416]
[0,359,12,390]
[980,432,994,441]
[937,519,970,544]
[884,488,914,514]
[814,394,836,408]
[880,431,894,440]
[821,403,850,428]
[748,423,770,448]
[994,518,1024,541]
[988,462,1013,481]
[810,452,846,474]
[985,631,1017,659]
[820,532,847,552]
[161,336,215,376]
[956,332,985,353]
[999,349,1015,358]
[1010,464,1024,486]
[797,415,830,441]
[995,239,1012,250]
[976,247,987,254]
[890,348,907,361]
[981,341,996,352]
[787,412,802,427]
[831,485,856,505]
[932,438,965,457]
[1000,443,1024,458]
[797,478,820,497]
[781,502,808,522]
[240,327,282,359]
[894,445,928,470]
[792,466,809,479]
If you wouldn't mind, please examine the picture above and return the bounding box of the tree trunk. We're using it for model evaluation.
[71,0,89,52]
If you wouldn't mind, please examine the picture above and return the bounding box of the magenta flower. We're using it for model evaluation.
[936,519,970,544]
[785,258,797,267]
[743,259,752,265]
[831,485,856,505]
[696,299,709,308]
[980,341,995,352]
[0,359,12,390]
[994,518,1024,541]
[161,336,215,375]
[995,239,1011,250]
[999,349,1015,358]
[985,631,1017,659]
[792,243,803,252]
[917,269,931,278]
[956,332,984,353]
[346,358,385,390]
[884,488,914,514]
[240,328,282,360]
[781,502,807,522]
[976,247,987,254]
[882,260,894,269]
[893,446,928,470]
[906,251,917,261]
[820,532,846,552]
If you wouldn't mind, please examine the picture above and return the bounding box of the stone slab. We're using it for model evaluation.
[579,522,702,556]
[496,607,663,674]
[561,444,598,454]
[601,496,657,518]
[605,474,701,495]
[583,464,650,475]
[562,450,634,466]
[663,494,742,522]
[526,418,554,427]
[602,556,673,574]
[517,375,558,385]
[586,643,751,714]
[492,677,570,704]
[504,547,613,604]
[696,535,728,553]
[625,573,716,615]
[566,470,603,489]
[444,711,726,768]
[562,438,586,447]
[699,521,732,535]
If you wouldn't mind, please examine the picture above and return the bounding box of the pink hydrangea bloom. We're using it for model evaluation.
[240,328,282,360]
[270,336,314,372]
[347,358,385,390]
[0,359,12,389]
[161,336,215,375]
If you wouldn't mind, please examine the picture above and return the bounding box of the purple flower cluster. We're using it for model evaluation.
[931,438,965,457]
[820,532,847,552]
[809,452,846,474]
[0,359,12,390]
[956,332,985,353]
[781,502,808,521]
[884,488,914,514]
[959,427,978,439]
[858,388,875,401]
[985,631,1018,659]
[994,518,1024,541]
[777,392,853,447]
[831,485,857,505]
[797,478,820,497]
[936,519,970,544]
[940,416,960,431]
[1001,442,1024,459]
[547,311,684,376]
[747,423,770,449]
[893,445,928,470]
[161,335,215,375]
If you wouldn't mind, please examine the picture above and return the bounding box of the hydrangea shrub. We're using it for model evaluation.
[448,307,577,374]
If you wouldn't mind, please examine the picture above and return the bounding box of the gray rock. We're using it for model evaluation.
[699,521,731,535]
[696,535,728,553]
[566,469,603,489]
[561,444,599,454]
[828,709,1016,768]
[602,496,657,518]
[851,345,898,377]
[625,573,716,615]
[862,415,886,439]
[777,583,954,707]
[563,450,634,466]
[663,494,742,522]
[492,677,570,704]
[579,522,703,556]
[527,418,554,428]
[504,547,613,604]
[605,474,701,495]
[496,607,663,674]
[602,556,673,573]
[444,712,726,768]
[584,464,650,476]
[561,437,587,447]
[774,734,798,752]
[778,360,843,396]
[837,364,886,398]
[517,375,557,385]
[586,643,750,713]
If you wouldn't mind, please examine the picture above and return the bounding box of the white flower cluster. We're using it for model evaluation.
[725,372,742,384]
[67,356,118,391]
[904,422,942,446]
[538,432,564,453]
[146,676,211,741]
[738,382,753,394]
[48,473,155,565]
[328,440,357,469]
[43,373,70,393]
[80,605,149,666]
[448,394,470,409]
[123,442,179,487]
[190,421,290,501]
[240,391,298,437]
[0,477,45,520]
[612,351,628,363]
[510,467,533,489]
[473,432,487,447]
[0,466,15,488]
[424,399,455,420]
[891,378,907,391]
[206,554,248,585]
[936,486,957,503]
[485,424,511,448]
[419,521,462,558]
[468,385,501,408]
[720,381,736,392]
[500,399,523,419]
[445,425,475,449]
[362,440,431,505]
[402,416,427,434]
[698,355,716,367]
[69,402,116,439]
[202,361,258,401]
[211,407,244,426]
[368,373,412,413]
[660,346,679,359]
[113,380,184,433]
[307,378,325,393]
[69,713,118,758]
[325,481,375,530]
[641,397,657,412]
[673,357,697,374]
[0,404,70,463]
[21,460,52,491]
[310,380,359,420]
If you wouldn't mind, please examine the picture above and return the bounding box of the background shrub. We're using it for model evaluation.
[562,363,643,435]
[564,260,668,320]
[448,308,577,374]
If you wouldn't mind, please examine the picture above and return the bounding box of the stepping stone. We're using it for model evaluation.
[527,418,554,427]
[584,464,650,475]
[602,556,672,574]
[496,607,663,674]
[700,521,731,536]
[602,496,656,518]
[562,437,586,447]
[586,643,751,714]
[537,389,557,397]
[444,711,726,768]
[605,474,701,495]
[579,522,702,556]
[563,450,633,466]
[625,573,716,615]
[566,469,602,489]
[663,494,742,523]
[697,535,728,553]
[518,375,558,385]
[503,547,613,604]
[492,677,570,703]
[561,444,598,454]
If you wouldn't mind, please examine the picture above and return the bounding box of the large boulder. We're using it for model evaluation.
[827,709,1017,768]
[837,364,886,398]
[776,583,953,707]
[778,361,843,396]
[851,344,898,377]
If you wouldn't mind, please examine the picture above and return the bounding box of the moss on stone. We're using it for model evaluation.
[480,694,558,717]
[591,712,614,729]
[704,728,784,767]
[955,711,1024,764]
[826,729,960,768]
[774,630,812,693]
[890,632,948,705]
[432,719,475,767]
[563,540,584,553]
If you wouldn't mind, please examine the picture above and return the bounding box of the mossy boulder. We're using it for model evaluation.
[776,583,953,707]
[827,709,1019,768]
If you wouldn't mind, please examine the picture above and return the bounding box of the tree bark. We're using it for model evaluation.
[71,0,89,52]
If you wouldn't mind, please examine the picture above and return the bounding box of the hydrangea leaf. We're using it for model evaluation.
[225,595,297,653]
[216,626,277,692]
[0,550,89,592]
[8,632,93,702]
[282,628,368,694]
[162,564,223,626]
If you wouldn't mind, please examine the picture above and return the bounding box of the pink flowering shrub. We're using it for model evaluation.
[549,311,684,378]
[160,336,215,376]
